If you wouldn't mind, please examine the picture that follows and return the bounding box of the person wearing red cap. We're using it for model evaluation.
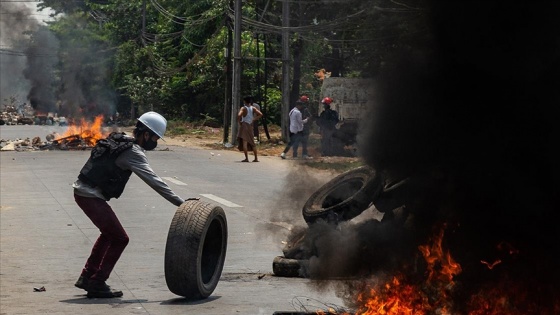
[316,97,339,156]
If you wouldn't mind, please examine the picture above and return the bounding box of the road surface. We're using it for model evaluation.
[0,125,346,315]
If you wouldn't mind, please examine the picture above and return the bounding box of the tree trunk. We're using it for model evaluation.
[290,37,303,110]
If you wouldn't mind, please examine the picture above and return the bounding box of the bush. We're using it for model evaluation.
[167,120,189,136]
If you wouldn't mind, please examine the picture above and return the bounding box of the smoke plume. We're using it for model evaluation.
[23,27,59,112]
[269,166,326,225]
[276,1,560,312]
[1,3,116,117]
[0,2,37,104]
[355,0,560,311]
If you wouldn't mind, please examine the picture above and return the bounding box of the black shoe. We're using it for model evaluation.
[86,280,123,298]
[74,275,89,290]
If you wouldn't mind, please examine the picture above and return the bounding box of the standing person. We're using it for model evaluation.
[237,96,263,162]
[281,100,309,159]
[73,111,193,298]
[316,97,339,156]
[299,95,313,159]
[250,97,261,143]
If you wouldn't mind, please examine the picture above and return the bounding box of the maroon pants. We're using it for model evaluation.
[74,194,129,282]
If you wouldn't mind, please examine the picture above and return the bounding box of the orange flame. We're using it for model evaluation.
[59,115,106,146]
[353,225,460,315]
[480,260,501,270]
[347,231,560,315]
[418,226,462,284]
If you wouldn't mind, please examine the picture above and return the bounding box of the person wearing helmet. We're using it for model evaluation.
[72,111,192,298]
[316,97,339,156]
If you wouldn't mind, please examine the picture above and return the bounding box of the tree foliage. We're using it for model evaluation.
[33,0,427,123]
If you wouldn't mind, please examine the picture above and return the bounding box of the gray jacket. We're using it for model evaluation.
[73,144,184,206]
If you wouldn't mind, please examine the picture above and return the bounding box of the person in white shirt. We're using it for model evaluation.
[280,101,309,159]
[249,97,262,142]
[237,96,263,162]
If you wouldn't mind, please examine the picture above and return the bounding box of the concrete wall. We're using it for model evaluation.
[320,77,374,121]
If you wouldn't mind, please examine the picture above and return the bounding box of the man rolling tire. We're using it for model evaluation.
[72,111,194,298]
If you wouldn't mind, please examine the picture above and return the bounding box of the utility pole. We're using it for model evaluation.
[222,5,233,144]
[229,0,242,146]
[281,0,290,141]
[133,0,147,119]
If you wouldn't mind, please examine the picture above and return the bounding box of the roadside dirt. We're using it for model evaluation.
[163,125,363,169]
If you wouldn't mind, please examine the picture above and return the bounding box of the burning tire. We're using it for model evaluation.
[272,256,309,278]
[164,200,228,299]
[302,166,382,224]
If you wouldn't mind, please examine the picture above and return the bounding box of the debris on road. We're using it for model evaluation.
[0,131,102,152]
[33,286,46,292]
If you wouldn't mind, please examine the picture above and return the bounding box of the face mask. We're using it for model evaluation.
[143,138,158,150]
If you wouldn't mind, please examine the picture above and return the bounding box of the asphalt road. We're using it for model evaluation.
[0,125,345,315]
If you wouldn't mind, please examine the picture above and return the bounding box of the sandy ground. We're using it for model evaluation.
[163,126,362,166]
[0,124,362,167]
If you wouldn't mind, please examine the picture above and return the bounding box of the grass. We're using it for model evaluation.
[167,119,221,137]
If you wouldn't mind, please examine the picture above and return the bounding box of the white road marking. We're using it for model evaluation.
[200,194,243,208]
[162,177,188,186]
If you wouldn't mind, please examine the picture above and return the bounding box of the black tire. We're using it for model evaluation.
[374,177,411,213]
[272,256,309,278]
[302,166,382,224]
[164,200,228,299]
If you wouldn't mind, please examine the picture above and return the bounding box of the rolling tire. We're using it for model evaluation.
[272,256,309,278]
[302,166,382,224]
[164,200,228,299]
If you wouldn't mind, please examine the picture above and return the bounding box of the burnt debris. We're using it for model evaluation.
[275,1,560,313]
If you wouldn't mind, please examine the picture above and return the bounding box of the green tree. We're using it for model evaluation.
[35,0,426,125]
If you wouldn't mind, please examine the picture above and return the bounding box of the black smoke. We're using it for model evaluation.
[0,3,37,104]
[0,2,60,113]
[23,26,59,112]
[1,2,116,117]
[279,1,560,313]
[353,0,560,312]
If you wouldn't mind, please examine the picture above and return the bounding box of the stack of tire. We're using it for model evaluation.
[273,166,385,278]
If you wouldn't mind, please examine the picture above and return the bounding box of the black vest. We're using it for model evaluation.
[78,132,135,200]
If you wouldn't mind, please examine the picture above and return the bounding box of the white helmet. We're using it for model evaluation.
[137,111,167,139]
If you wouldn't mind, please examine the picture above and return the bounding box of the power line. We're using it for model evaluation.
[148,0,217,26]
[227,8,367,35]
